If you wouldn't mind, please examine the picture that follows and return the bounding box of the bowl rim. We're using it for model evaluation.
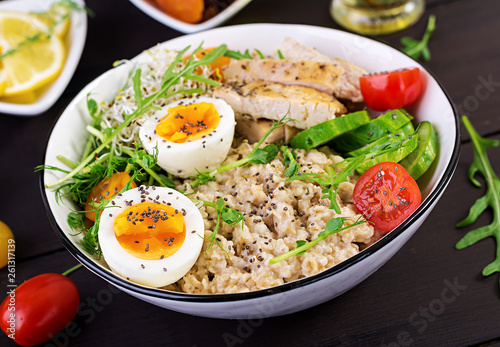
[40,23,461,303]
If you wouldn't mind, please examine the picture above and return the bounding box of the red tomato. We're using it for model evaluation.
[359,68,422,111]
[353,162,421,232]
[0,273,79,346]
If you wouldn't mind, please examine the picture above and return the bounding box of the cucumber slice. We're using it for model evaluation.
[399,121,439,180]
[329,109,413,154]
[355,134,419,174]
[347,121,415,157]
[289,110,371,151]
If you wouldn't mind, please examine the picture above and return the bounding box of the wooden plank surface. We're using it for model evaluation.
[1,0,500,346]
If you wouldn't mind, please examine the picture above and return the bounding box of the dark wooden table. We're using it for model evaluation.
[1,0,500,346]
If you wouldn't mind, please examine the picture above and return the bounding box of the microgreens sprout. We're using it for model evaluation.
[224,49,256,60]
[197,198,245,264]
[287,155,365,214]
[269,215,368,265]
[190,114,295,188]
[282,146,299,177]
[44,44,227,190]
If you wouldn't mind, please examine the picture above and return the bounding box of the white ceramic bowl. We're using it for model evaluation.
[0,0,87,116]
[41,24,460,319]
[129,0,252,34]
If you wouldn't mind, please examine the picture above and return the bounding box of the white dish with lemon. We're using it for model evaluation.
[0,0,87,116]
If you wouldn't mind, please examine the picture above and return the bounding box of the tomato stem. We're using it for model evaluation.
[62,263,83,277]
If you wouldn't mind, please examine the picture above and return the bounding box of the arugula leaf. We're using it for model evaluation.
[269,216,366,264]
[400,14,436,61]
[456,116,500,284]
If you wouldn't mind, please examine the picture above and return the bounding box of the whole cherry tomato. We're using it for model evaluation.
[353,162,421,232]
[0,273,79,346]
[359,67,422,111]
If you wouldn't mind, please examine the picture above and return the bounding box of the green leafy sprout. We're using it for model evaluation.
[189,114,295,188]
[456,116,500,287]
[195,198,245,264]
[271,133,414,263]
[400,14,436,61]
[40,43,229,256]
[269,216,368,265]
[44,43,227,190]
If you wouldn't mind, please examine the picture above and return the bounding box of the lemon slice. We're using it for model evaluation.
[0,68,8,97]
[0,90,37,104]
[0,10,65,97]
[32,4,71,38]
[0,46,7,96]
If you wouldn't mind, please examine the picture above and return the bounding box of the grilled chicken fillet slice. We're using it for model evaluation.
[222,59,346,100]
[213,81,347,129]
[278,37,367,102]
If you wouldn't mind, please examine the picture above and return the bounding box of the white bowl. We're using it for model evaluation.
[0,0,87,116]
[129,0,252,34]
[41,23,460,319]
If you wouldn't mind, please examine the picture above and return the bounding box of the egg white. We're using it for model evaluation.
[139,96,235,178]
[98,186,204,288]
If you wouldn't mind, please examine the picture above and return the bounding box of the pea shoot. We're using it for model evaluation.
[269,216,368,265]
[190,114,294,188]
[196,198,244,264]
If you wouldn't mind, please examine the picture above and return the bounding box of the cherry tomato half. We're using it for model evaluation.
[0,273,79,347]
[353,162,421,232]
[359,67,422,111]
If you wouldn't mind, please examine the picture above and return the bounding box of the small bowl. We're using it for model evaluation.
[0,0,87,116]
[129,0,252,33]
[41,23,460,319]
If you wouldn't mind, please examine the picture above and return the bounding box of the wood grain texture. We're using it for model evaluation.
[1,0,500,346]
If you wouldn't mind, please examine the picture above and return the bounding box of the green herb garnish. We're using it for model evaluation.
[400,14,436,61]
[456,116,500,287]
[224,49,255,60]
[282,146,299,177]
[287,155,365,214]
[44,44,227,190]
[198,198,244,264]
[269,216,368,265]
[190,114,294,188]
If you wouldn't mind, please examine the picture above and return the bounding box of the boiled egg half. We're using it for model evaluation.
[98,185,204,287]
[139,96,235,178]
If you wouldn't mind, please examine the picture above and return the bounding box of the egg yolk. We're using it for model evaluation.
[113,202,186,260]
[155,102,220,143]
[85,172,137,222]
